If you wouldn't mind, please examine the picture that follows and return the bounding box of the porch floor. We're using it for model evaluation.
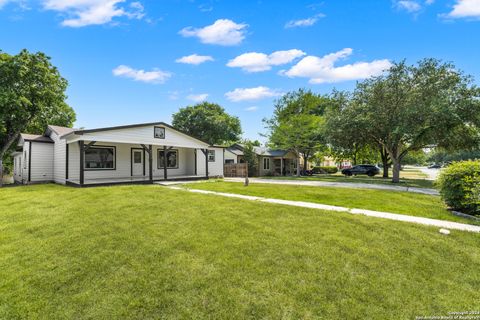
[66,175,207,187]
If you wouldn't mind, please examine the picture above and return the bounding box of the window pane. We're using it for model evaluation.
[154,127,165,139]
[158,150,178,168]
[208,150,215,162]
[167,151,177,167]
[134,151,142,163]
[85,147,115,169]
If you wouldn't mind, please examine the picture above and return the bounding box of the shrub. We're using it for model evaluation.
[437,160,480,216]
[312,166,338,174]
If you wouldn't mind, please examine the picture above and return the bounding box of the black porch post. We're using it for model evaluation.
[205,149,209,179]
[194,149,197,175]
[163,145,168,180]
[148,145,153,182]
[79,140,84,186]
[143,148,146,176]
[66,144,69,180]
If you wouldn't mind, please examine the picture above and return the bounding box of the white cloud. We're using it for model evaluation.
[225,86,282,102]
[176,54,214,65]
[42,0,145,27]
[244,106,258,112]
[285,13,325,28]
[396,0,422,12]
[179,19,248,46]
[0,0,10,8]
[444,0,480,18]
[227,49,306,73]
[112,65,171,84]
[281,48,392,84]
[187,93,209,102]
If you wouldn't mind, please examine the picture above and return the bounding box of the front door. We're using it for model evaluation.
[131,149,144,176]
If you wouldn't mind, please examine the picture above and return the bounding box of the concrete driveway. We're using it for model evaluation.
[224,177,439,196]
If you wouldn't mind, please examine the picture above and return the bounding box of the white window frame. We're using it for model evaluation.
[208,150,215,162]
[263,157,270,170]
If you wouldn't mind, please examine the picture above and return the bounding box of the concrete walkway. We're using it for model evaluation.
[223,177,439,196]
[168,186,480,233]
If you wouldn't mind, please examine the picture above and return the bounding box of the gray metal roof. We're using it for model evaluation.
[226,148,244,156]
[226,144,289,157]
[253,146,288,157]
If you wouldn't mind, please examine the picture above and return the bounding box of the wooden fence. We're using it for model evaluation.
[224,163,247,177]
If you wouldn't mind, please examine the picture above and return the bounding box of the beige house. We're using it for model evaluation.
[224,144,300,176]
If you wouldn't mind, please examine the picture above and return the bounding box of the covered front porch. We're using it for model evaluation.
[272,157,297,176]
[65,140,213,187]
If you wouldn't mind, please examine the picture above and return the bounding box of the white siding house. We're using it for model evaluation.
[13,122,224,186]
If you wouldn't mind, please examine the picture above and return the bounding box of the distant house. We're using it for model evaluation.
[318,156,352,169]
[12,122,224,187]
[224,143,300,176]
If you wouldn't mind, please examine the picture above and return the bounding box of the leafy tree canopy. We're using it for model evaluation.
[0,49,76,185]
[325,90,389,175]
[350,58,480,182]
[172,102,242,146]
[265,89,329,175]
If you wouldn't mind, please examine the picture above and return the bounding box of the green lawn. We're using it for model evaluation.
[261,167,435,189]
[1,184,479,319]
[187,181,479,225]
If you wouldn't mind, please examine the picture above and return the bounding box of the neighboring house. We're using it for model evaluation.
[12,122,224,187]
[225,144,300,176]
[318,156,352,169]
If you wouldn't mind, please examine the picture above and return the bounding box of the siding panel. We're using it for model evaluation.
[50,131,67,184]
[30,142,54,182]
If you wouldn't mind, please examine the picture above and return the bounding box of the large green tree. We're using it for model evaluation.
[353,59,480,183]
[269,114,324,176]
[0,49,76,186]
[172,102,242,145]
[325,91,389,176]
[265,89,329,175]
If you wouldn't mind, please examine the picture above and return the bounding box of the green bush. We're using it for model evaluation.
[312,166,338,174]
[437,160,480,216]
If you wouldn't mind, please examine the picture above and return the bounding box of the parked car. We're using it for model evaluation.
[428,164,441,169]
[341,165,380,177]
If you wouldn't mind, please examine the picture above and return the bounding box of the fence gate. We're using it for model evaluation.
[224,163,247,177]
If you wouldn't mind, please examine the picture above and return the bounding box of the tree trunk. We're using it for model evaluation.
[391,157,401,183]
[382,159,389,178]
[304,151,310,175]
[296,154,301,176]
[0,159,3,187]
[380,147,390,178]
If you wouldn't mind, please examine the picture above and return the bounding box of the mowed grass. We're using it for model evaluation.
[0,184,479,319]
[262,167,434,189]
[188,181,479,225]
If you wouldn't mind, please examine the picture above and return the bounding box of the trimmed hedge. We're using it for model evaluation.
[312,166,338,174]
[437,160,480,216]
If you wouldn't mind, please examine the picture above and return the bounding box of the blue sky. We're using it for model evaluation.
[1,0,479,142]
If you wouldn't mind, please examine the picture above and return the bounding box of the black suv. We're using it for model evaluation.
[341,165,380,177]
